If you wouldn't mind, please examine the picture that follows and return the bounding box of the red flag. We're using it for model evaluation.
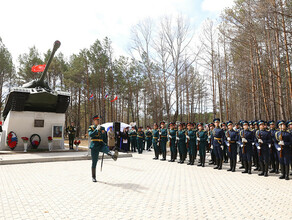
[110,96,118,102]
[32,64,46,72]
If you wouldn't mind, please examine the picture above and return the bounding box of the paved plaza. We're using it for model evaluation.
[0,152,291,220]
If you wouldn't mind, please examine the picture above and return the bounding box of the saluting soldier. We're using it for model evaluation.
[177,123,187,164]
[212,118,225,170]
[255,120,272,177]
[159,122,168,161]
[66,122,76,150]
[275,121,292,180]
[238,121,254,174]
[197,123,208,167]
[129,126,137,152]
[152,123,160,160]
[137,126,145,154]
[168,122,177,162]
[185,122,196,165]
[88,115,118,182]
[225,121,239,172]
[145,126,152,151]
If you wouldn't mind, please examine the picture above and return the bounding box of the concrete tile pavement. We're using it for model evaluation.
[0,151,291,220]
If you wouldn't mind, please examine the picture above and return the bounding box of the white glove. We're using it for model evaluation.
[227,143,230,147]
[252,142,255,146]
[257,146,261,149]
[277,148,281,151]
[279,141,284,145]
[258,139,263,143]
[227,137,231,141]
[208,136,211,139]
[268,144,271,148]
[168,135,172,139]
[242,138,247,143]
[96,125,101,130]
[176,137,179,141]
[240,144,243,148]
[220,145,223,150]
[197,138,200,141]
[186,135,190,140]
[159,132,161,135]
[210,145,213,149]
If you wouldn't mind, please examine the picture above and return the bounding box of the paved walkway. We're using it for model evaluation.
[0,152,291,219]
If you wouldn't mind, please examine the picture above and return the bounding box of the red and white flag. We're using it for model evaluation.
[31,64,46,72]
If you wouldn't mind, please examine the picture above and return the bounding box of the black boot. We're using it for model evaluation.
[227,159,233,171]
[232,159,236,172]
[218,159,222,170]
[248,161,252,174]
[239,160,244,169]
[187,154,192,165]
[214,158,219,169]
[197,155,202,166]
[279,164,285,179]
[242,161,248,173]
[178,153,182,163]
[168,152,173,162]
[258,162,264,176]
[285,165,290,180]
[92,168,97,182]
[264,163,269,177]
[153,150,158,160]
[275,161,279,174]
[160,151,166,161]
[270,161,276,173]
[202,156,205,167]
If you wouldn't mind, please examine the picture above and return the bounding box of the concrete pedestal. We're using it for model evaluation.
[0,111,65,151]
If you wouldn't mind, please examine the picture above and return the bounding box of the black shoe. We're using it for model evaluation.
[269,169,276,173]
[285,165,290,180]
[279,164,285,179]
[92,168,97,182]
[153,157,158,160]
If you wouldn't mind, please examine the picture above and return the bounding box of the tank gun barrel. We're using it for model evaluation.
[39,40,61,82]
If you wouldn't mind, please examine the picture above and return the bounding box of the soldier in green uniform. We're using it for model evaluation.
[66,122,76,150]
[145,126,152,151]
[168,122,177,162]
[88,115,118,182]
[159,122,168,161]
[177,123,186,164]
[197,123,208,167]
[185,122,196,165]
[137,126,145,154]
[130,126,137,152]
[152,123,160,160]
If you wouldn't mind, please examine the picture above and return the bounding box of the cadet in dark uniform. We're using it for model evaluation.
[145,126,152,151]
[137,126,145,154]
[221,122,229,163]
[130,126,137,152]
[255,120,272,177]
[66,122,76,150]
[212,118,225,170]
[152,123,160,160]
[252,121,260,171]
[197,123,208,167]
[88,115,118,182]
[185,123,196,165]
[225,121,239,172]
[168,122,177,162]
[268,120,279,174]
[159,122,168,161]
[177,123,186,164]
[208,123,216,165]
[275,121,292,180]
[238,121,254,174]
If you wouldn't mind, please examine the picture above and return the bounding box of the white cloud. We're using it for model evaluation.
[201,0,234,12]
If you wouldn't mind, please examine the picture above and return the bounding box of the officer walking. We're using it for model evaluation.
[88,115,118,182]
[66,122,76,150]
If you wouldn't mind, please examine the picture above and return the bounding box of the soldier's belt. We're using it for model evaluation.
[153,137,158,139]
[230,141,236,143]
[214,137,222,144]
[131,135,137,136]
[91,139,103,142]
[147,136,151,137]
[161,136,167,137]
[138,136,143,138]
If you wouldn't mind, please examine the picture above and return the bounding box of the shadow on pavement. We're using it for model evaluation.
[96,181,147,193]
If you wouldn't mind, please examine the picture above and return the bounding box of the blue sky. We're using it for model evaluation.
[0,0,234,65]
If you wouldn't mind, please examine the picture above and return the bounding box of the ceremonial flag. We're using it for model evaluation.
[31,64,46,72]
[110,96,118,102]
[89,93,94,101]
[104,93,109,99]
